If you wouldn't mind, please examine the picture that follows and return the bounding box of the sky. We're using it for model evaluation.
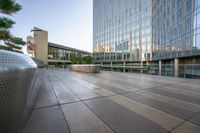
[9,0,93,52]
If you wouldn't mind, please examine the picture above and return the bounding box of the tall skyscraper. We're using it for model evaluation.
[93,0,200,64]
[93,0,152,63]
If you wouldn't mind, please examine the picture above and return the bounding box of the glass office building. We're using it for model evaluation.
[152,0,200,62]
[93,0,152,62]
[93,0,200,64]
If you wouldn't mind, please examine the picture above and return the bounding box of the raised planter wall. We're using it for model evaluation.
[69,64,100,73]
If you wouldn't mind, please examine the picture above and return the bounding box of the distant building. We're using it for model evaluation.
[47,42,91,65]
[28,27,91,65]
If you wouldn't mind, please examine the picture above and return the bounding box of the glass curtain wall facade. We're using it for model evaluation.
[93,0,152,62]
[48,45,91,61]
[93,0,200,63]
[152,0,200,60]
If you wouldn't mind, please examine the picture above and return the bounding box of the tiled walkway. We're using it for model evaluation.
[23,69,200,133]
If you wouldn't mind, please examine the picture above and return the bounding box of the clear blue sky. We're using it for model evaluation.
[10,0,93,52]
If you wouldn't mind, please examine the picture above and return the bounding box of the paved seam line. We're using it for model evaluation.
[82,100,117,133]
[48,75,71,133]
[170,110,200,132]
[34,104,58,110]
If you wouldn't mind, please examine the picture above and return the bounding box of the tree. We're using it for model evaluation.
[70,55,79,64]
[0,0,25,52]
[81,56,93,64]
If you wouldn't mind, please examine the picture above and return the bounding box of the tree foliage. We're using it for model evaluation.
[9,36,25,45]
[81,56,93,64]
[0,17,15,29]
[0,29,10,40]
[0,0,22,15]
[70,55,93,64]
[70,55,82,64]
[0,0,24,52]
[4,35,26,50]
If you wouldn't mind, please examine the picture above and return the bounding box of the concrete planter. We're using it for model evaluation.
[69,64,100,73]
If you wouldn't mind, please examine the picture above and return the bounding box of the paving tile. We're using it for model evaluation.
[101,76,162,91]
[61,79,102,100]
[82,78,130,94]
[160,86,200,99]
[100,72,174,85]
[177,81,200,93]
[109,95,183,130]
[61,102,113,133]
[69,86,102,100]
[83,75,147,90]
[53,85,80,104]
[97,83,130,94]
[91,77,139,92]
[85,97,169,133]
[137,90,200,112]
[68,77,116,96]
[69,76,100,90]
[124,92,195,120]
[172,122,200,133]
[189,112,200,126]
[23,106,69,133]
[93,88,116,96]
[34,84,58,108]
[148,88,200,105]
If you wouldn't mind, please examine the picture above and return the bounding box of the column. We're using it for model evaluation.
[123,62,125,72]
[140,61,143,74]
[68,52,70,60]
[111,62,113,71]
[159,60,162,76]
[192,58,196,64]
[174,58,179,77]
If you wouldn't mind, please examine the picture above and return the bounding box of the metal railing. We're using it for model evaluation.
[178,64,200,78]
[101,64,200,79]
[0,50,46,133]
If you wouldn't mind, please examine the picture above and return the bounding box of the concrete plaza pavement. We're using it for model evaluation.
[23,69,200,133]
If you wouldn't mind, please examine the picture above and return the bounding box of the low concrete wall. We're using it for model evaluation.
[69,64,100,73]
